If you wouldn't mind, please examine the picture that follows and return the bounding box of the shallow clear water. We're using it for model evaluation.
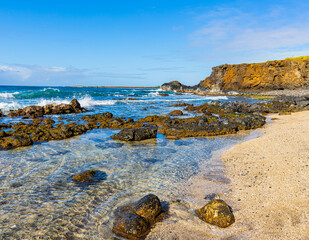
[0,86,262,239]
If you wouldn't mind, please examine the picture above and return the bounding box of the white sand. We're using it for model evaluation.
[147,111,309,239]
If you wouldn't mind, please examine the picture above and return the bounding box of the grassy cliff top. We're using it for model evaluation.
[285,56,309,62]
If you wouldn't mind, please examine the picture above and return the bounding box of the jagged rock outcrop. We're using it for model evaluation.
[7,99,86,118]
[161,57,309,93]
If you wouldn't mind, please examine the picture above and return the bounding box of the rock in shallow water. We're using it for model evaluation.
[112,194,163,239]
[111,125,158,141]
[197,199,235,228]
[0,135,33,149]
[71,169,107,183]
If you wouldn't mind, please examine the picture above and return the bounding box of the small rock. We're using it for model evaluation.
[197,199,235,228]
[71,170,96,182]
[71,169,107,183]
[169,110,184,116]
[159,93,169,96]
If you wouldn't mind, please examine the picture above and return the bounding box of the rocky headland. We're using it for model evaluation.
[161,56,309,95]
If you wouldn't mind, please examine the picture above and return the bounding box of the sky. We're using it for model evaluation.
[0,0,309,86]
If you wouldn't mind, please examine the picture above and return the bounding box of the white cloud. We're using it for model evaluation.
[188,6,309,63]
[0,64,146,86]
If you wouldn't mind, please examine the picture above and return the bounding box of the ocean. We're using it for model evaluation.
[0,86,260,239]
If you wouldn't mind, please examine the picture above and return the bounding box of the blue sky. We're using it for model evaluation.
[0,0,309,86]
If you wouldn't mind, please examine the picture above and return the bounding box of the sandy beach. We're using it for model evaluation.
[221,111,309,239]
[147,111,309,240]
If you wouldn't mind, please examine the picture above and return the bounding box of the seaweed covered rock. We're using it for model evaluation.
[111,125,158,141]
[0,135,33,149]
[169,110,184,116]
[0,123,12,130]
[197,199,235,228]
[82,112,113,122]
[72,169,107,183]
[72,170,95,182]
[8,105,44,118]
[112,194,163,239]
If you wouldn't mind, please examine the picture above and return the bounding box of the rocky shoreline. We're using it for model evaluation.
[1,95,309,239]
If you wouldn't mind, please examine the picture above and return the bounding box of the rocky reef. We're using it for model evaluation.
[1,96,309,150]
[161,56,309,93]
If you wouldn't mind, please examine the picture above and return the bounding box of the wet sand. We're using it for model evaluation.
[147,111,309,239]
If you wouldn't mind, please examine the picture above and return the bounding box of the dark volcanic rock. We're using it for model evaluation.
[111,125,158,141]
[197,199,235,228]
[112,194,163,239]
[0,110,3,117]
[7,99,86,118]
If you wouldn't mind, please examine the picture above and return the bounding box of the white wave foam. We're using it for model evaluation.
[78,96,117,107]
[0,102,22,112]
[204,96,228,100]
[0,92,19,99]
[42,88,60,92]
[37,99,71,106]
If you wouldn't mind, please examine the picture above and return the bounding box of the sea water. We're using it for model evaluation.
[0,86,260,239]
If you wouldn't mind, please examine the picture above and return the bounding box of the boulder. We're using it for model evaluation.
[111,125,157,141]
[197,199,235,228]
[159,93,169,96]
[0,109,3,117]
[169,110,184,116]
[112,194,162,239]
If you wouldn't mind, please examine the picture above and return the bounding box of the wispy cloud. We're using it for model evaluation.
[188,4,309,63]
[0,64,146,86]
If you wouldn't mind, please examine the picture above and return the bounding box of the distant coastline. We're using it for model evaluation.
[69,85,160,89]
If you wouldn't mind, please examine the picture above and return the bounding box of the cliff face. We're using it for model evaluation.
[161,57,309,93]
[201,58,309,92]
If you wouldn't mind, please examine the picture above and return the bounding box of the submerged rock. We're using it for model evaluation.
[111,125,158,141]
[112,194,163,239]
[71,169,107,183]
[197,199,235,228]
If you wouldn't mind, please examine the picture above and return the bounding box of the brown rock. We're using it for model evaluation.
[112,194,163,239]
[197,199,235,228]
[72,170,95,182]
[159,93,169,96]
[169,110,184,116]
[0,135,33,149]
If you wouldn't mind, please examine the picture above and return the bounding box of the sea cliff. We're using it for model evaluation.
[161,56,309,93]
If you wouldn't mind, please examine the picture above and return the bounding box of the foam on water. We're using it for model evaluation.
[0,92,20,99]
